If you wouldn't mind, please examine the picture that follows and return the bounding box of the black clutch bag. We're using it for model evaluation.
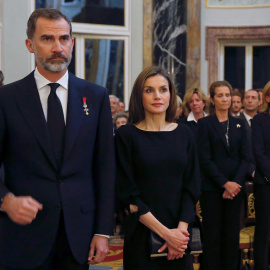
[149,231,168,258]
[186,218,203,254]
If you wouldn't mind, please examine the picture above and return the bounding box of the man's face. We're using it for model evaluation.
[109,97,119,115]
[231,96,242,114]
[118,102,125,112]
[243,90,260,113]
[25,17,74,75]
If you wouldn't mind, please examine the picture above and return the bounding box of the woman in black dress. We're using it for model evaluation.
[115,66,200,270]
[197,81,249,270]
[252,81,270,270]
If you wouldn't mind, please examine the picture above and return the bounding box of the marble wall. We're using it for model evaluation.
[152,0,187,97]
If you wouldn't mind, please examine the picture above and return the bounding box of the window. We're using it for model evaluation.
[253,46,270,89]
[35,0,130,105]
[70,35,128,102]
[219,41,270,91]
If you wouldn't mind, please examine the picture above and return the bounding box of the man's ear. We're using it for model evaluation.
[25,39,34,53]
[72,37,74,48]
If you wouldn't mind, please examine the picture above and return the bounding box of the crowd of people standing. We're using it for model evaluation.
[0,7,268,270]
[110,66,269,270]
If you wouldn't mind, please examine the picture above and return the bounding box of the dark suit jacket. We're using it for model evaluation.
[239,113,255,178]
[197,115,249,191]
[252,112,270,185]
[0,71,115,268]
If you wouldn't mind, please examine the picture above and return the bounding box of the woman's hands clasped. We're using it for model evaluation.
[135,206,190,261]
[159,225,189,260]
[222,181,242,200]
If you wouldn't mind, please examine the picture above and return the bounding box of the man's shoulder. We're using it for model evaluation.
[0,72,35,98]
[198,114,213,124]
[254,112,269,121]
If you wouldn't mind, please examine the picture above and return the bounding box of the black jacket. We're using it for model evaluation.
[252,112,270,185]
[197,114,249,191]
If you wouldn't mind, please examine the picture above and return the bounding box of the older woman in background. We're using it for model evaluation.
[252,81,270,270]
[179,88,209,136]
[114,112,129,129]
[197,81,249,270]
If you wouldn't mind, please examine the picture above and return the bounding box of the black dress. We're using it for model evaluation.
[115,124,200,270]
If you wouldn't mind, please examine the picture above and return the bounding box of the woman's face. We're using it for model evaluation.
[264,91,270,104]
[211,86,231,111]
[189,93,205,114]
[142,74,170,116]
[116,117,127,129]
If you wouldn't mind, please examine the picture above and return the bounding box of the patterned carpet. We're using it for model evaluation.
[89,236,124,270]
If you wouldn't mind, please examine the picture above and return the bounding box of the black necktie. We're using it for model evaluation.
[47,83,65,169]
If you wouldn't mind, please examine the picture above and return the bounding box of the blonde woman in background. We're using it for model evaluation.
[179,88,209,136]
[174,95,184,122]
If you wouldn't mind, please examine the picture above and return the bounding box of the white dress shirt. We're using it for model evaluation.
[243,111,253,126]
[232,112,241,117]
[34,68,69,123]
[187,111,208,123]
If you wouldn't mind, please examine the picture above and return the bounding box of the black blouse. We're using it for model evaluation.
[115,124,200,228]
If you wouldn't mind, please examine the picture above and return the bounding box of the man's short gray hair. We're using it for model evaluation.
[27,8,72,40]
[113,112,128,124]
[109,95,119,103]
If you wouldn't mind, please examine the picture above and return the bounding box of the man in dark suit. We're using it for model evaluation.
[0,8,115,270]
[231,91,243,117]
[239,89,260,180]
[0,71,4,86]
[0,71,4,182]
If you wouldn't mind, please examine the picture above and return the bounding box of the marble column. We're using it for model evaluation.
[153,0,187,97]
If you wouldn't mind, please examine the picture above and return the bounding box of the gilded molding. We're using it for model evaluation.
[206,26,270,88]
[143,0,153,69]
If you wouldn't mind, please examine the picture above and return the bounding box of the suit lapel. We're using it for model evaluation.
[63,73,85,162]
[15,72,57,169]
[228,116,234,153]
[212,114,230,152]
[228,116,244,153]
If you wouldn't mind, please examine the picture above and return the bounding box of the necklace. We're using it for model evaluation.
[225,118,229,147]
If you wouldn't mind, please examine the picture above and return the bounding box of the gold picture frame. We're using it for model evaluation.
[206,0,270,8]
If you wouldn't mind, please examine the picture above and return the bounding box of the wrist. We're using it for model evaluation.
[178,222,188,231]
[157,225,170,240]
[1,193,14,211]
[222,181,229,188]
